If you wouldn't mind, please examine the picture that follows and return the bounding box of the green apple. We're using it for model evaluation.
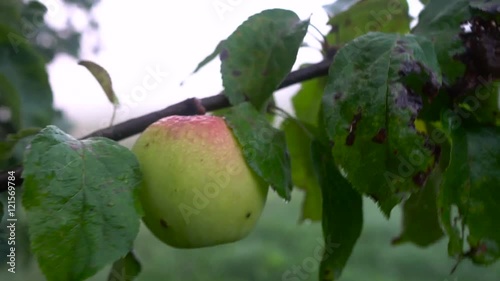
[132,115,269,248]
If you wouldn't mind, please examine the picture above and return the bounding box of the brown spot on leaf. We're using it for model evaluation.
[160,219,169,228]
[322,268,334,280]
[433,145,441,161]
[422,80,439,100]
[345,110,362,146]
[261,69,269,76]
[372,128,387,144]
[220,48,229,61]
[334,92,343,101]
[391,235,403,245]
[351,111,362,129]
[412,171,429,186]
[144,143,150,148]
[346,132,355,146]
[232,70,241,76]
[393,149,398,155]
[394,45,406,54]
[246,212,251,219]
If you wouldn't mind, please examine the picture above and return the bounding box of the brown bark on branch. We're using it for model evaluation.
[0,59,332,190]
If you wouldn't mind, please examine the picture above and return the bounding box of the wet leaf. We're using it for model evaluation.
[221,9,309,111]
[439,118,500,265]
[322,32,442,216]
[224,102,293,200]
[312,141,362,281]
[22,126,143,281]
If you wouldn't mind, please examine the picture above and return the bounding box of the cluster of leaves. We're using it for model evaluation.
[1,0,500,281]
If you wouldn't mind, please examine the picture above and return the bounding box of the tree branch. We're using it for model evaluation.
[0,59,332,191]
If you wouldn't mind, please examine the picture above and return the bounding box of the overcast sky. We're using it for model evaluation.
[46,0,422,137]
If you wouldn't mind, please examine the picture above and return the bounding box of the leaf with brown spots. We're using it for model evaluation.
[322,32,442,216]
[221,9,309,111]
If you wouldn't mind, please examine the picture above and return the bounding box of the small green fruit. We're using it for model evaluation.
[132,115,268,248]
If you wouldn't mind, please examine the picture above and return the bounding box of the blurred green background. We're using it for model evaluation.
[2,187,500,281]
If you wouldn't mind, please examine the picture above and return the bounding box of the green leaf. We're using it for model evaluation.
[326,0,410,46]
[108,251,141,281]
[469,0,500,14]
[0,127,41,162]
[439,119,500,265]
[412,0,471,82]
[311,141,363,281]
[191,40,225,74]
[22,126,143,281]
[322,0,361,17]
[78,60,119,106]
[461,81,500,125]
[221,9,309,111]
[282,119,322,222]
[292,76,327,126]
[0,24,55,129]
[393,176,444,247]
[0,74,21,129]
[224,102,292,200]
[392,124,448,247]
[322,32,442,216]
